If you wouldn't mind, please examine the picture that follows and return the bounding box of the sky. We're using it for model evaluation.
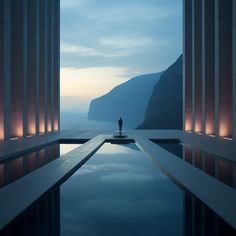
[60,0,182,113]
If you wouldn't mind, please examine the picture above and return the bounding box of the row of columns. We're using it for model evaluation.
[0,0,60,140]
[184,0,236,139]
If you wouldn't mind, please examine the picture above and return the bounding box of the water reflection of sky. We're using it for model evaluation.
[61,143,183,236]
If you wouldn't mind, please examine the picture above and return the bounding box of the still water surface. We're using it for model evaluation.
[1,143,235,235]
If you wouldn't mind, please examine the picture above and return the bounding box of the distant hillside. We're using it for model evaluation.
[137,55,183,130]
[88,72,163,128]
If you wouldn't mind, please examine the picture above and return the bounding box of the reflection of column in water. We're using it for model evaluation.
[0,164,4,187]
[11,158,23,181]
[184,146,193,164]
[38,149,46,167]
[218,160,233,187]
[54,144,60,159]
[193,150,203,170]
[183,192,235,236]
[204,155,215,177]
[0,187,60,235]
[27,152,37,172]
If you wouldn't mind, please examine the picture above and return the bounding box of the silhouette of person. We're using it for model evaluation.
[118,117,123,134]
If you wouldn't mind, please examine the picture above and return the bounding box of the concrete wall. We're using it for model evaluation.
[0,0,60,140]
[184,0,234,140]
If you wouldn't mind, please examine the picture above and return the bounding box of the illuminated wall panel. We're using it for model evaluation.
[53,0,60,132]
[10,0,27,138]
[184,0,235,140]
[218,0,233,138]
[184,0,193,131]
[47,0,53,133]
[0,2,4,140]
[204,0,215,135]
[0,0,59,140]
[38,0,47,134]
[27,0,38,135]
[194,0,202,133]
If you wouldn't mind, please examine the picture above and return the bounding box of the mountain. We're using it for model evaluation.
[88,72,163,128]
[137,55,183,130]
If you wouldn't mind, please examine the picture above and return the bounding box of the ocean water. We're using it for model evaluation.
[61,112,120,131]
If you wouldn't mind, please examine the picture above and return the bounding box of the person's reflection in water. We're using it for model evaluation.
[118,117,123,135]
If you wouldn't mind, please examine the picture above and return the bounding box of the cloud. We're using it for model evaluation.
[61,43,130,58]
[100,37,154,49]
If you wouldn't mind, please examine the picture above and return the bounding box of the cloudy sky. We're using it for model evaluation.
[60,0,182,113]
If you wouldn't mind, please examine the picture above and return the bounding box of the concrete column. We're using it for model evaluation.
[27,0,38,135]
[214,0,220,137]
[194,0,203,133]
[202,0,206,135]
[204,0,215,135]
[22,0,28,137]
[35,0,40,134]
[0,0,11,140]
[191,0,195,132]
[218,0,233,138]
[47,0,52,133]
[39,0,47,134]
[184,0,193,132]
[233,0,236,139]
[53,0,60,132]
[10,0,28,138]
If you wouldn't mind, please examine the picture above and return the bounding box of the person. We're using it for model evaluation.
[118,117,123,134]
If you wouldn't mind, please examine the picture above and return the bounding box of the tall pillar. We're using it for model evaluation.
[47,0,52,133]
[184,0,193,131]
[27,0,39,135]
[10,0,28,138]
[214,0,220,136]
[204,0,215,135]
[39,0,47,134]
[0,0,5,140]
[53,0,60,132]
[233,0,236,139]
[0,1,11,140]
[191,0,195,132]
[194,0,203,133]
[218,0,233,138]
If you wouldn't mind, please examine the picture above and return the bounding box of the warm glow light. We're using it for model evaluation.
[39,114,45,134]
[219,115,232,138]
[47,121,52,132]
[0,113,4,140]
[205,121,214,135]
[27,117,36,135]
[185,117,192,131]
[195,121,202,133]
[53,119,59,132]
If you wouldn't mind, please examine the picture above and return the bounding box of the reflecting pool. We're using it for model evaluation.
[0,143,81,188]
[1,143,235,236]
[154,141,236,189]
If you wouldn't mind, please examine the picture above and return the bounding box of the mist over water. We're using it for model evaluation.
[61,111,131,131]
